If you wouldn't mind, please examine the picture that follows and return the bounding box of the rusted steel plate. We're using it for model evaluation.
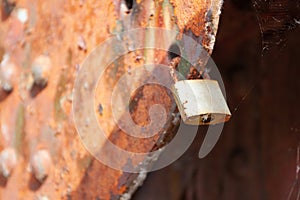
[0,0,223,199]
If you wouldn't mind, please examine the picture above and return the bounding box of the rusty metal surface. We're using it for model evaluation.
[0,0,223,199]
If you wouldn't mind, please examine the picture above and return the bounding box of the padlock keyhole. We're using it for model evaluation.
[201,114,214,124]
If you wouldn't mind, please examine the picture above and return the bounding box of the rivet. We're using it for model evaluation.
[0,55,16,93]
[31,55,51,87]
[31,150,52,183]
[0,148,17,178]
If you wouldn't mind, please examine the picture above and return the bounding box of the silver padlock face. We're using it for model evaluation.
[172,79,231,125]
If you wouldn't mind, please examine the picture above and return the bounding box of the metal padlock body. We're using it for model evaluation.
[173,79,231,125]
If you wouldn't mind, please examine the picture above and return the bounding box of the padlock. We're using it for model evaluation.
[172,79,231,125]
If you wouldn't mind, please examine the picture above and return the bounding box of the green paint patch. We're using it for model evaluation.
[54,74,68,121]
[54,49,73,121]
[77,155,92,172]
[14,104,25,154]
[178,57,190,78]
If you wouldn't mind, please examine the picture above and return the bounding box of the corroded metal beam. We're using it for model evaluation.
[0,0,223,199]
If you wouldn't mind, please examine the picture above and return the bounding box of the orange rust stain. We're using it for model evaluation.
[169,0,209,36]
[0,0,222,199]
[118,185,127,194]
[0,0,119,199]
